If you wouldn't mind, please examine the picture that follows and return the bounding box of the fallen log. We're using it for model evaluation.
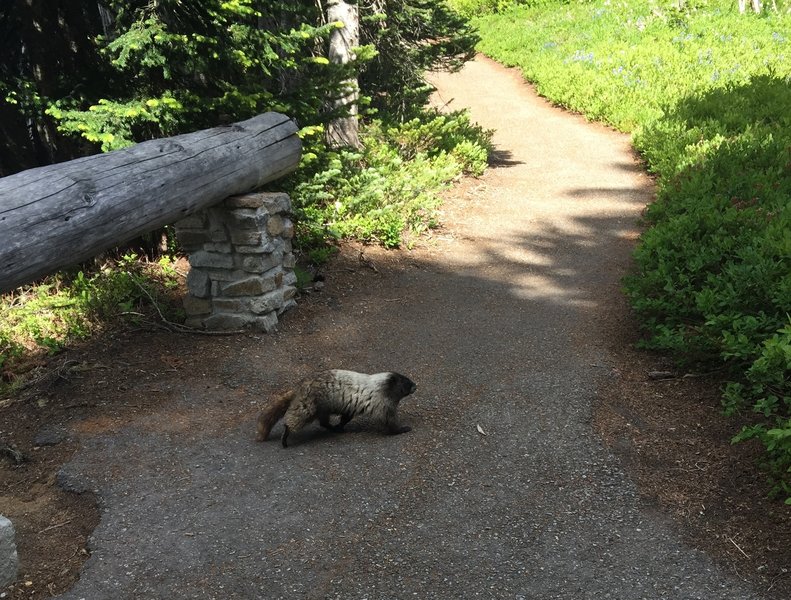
[0,112,301,294]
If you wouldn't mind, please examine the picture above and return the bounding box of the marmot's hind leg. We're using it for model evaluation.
[318,412,351,432]
[384,411,411,435]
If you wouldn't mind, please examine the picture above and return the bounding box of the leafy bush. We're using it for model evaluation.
[447,0,559,18]
[287,110,491,255]
[472,0,791,499]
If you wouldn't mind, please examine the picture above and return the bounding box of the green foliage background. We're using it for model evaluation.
[1,1,477,165]
[470,0,791,500]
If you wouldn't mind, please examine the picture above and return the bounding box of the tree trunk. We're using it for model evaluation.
[0,112,301,293]
[325,0,361,149]
[739,0,762,12]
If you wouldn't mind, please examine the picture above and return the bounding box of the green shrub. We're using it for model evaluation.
[286,110,491,254]
[447,0,560,18]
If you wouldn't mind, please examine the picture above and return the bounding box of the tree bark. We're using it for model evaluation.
[0,112,301,293]
[738,0,762,12]
[325,0,361,149]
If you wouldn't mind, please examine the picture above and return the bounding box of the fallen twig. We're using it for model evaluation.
[38,519,73,534]
[129,277,246,336]
[728,536,751,559]
[358,250,379,273]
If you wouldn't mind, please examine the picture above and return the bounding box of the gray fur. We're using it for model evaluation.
[278,370,416,447]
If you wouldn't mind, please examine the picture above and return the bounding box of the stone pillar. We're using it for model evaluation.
[174,192,297,332]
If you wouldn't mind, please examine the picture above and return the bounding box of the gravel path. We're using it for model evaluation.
[55,56,764,599]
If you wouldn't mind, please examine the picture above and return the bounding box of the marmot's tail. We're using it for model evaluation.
[256,390,295,441]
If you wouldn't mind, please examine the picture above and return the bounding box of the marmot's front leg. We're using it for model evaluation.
[387,424,411,435]
[385,416,411,435]
[281,425,290,448]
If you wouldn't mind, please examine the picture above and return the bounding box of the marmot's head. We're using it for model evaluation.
[387,372,417,401]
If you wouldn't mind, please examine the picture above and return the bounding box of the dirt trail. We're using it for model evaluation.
[4,56,785,599]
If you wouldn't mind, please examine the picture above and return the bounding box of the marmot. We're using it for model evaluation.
[256,370,416,447]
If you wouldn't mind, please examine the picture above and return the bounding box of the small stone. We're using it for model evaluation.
[224,194,266,209]
[236,253,280,274]
[175,229,211,251]
[189,250,233,269]
[225,208,267,229]
[186,269,211,298]
[203,242,232,253]
[266,215,285,236]
[647,371,674,380]
[208,228,228,242]
[282,253,296,269]
[175,212,207,229]
[0,516,19,588]
[220,276,277,297]
[278,299,298,315]
[212,297,251,312]
[182,295,212,317]
[202,313,252,330]
[252,313,279,333]
[55,469,90,494]
[203,268,242,282]
[229,230,264,246]
[184,317,206,330]
[250,289,283,315]
[281,218,294,239]
[260,192,291,215]
[233,241,277,255]
[33,425,67,447]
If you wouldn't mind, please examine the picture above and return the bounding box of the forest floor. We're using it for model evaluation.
[1,55,789,599]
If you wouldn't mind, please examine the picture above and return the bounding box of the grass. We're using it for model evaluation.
[469,0,791,500]
[0,254,183,398]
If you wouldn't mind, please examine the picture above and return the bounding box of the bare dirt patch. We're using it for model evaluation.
[594,311,791,597]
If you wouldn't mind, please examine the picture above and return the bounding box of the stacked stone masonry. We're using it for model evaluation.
[174,192,297,332]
